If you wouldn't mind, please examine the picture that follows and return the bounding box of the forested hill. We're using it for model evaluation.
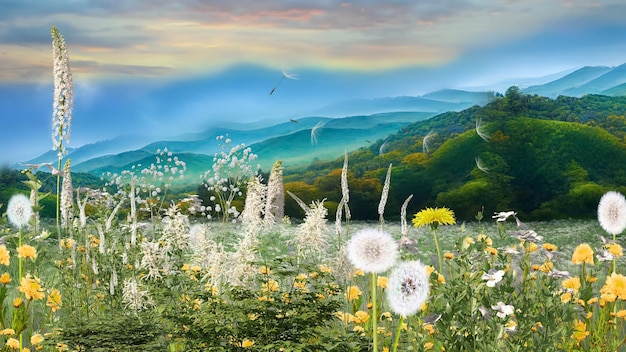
[283,88,626,221]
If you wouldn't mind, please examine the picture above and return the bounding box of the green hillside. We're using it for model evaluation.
[283,90,626,221]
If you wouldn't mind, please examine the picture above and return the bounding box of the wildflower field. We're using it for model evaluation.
[3,25,626,352]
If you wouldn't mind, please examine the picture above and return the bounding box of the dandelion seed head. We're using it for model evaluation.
[597,191,626,236]
[7,194,32,228]
[347,228,398,273]
[386,260,429,317]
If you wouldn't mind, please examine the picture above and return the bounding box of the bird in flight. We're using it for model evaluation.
[270,70,298,95]
[290,118,299,124]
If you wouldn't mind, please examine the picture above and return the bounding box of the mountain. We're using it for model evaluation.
[523,66,612,98]
[563,63,626,96]
[420,89,496,104]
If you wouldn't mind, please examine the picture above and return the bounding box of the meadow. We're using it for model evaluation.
[2,26,626,352]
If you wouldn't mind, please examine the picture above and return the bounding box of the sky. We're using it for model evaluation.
[1,0,626,166]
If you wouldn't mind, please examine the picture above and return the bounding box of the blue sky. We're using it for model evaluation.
[1,0,626,165]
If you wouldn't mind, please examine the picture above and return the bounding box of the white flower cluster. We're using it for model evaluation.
[201,135,259,222]
[289,199,329,259]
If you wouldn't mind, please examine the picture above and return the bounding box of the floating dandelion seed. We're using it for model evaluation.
[476,118,490,142]
[475,156,489,173]
[310,120,326,145]
[269,70,298,95]
[422,130,436,154]
[21,162,63,176]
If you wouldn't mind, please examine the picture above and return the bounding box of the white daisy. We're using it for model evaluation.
[347,228,398,274]
[482,269,505,288]
[386,260,430,317]
[491,302,514,318]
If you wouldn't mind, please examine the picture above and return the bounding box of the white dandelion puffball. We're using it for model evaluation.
[386,260,430,317]
[7,194,32,228]
[598,191,626,236]
[347,228,398,273]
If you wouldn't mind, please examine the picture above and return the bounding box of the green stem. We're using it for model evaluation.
[371,272,378,352]
[56,157,62,249]
[432,228,442,274]
[392,315,404,352]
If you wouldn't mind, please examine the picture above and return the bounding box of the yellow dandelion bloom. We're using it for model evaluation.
[293,280,308,292]
[526,242,539,253]
[383,347,390,352]
[16,244,37,261]
[241,339,255,348]
[444,252,455,260]
[571,320,589,342]
[47,288,62,312]
[617,310,626,319]
[425,265,435,276]
[18,275,45,301]
[424,342,434,350]
[0,245,10,266]
[0,272,11,284]
[562,277,581,294]
[353,325,365,333]
[381,311,392,321]
[377,276,388,289]
[543,243,558,251]
[572,244,594,265]
[60,238,73,249]
[587,297,599,305]
[6,337,19,349]
[353,269,365,277]
[437,273,446,284]
[346,285,363,301]
[31,334,44,345]
[295,273,307,281]
[424,323,435,335]
[412,207,456,229]
[600,272,626,302]
[606,243,623,257]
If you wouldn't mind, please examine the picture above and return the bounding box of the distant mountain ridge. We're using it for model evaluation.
[18,62,626,177]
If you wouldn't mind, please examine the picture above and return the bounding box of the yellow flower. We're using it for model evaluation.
[354,310,370,323]
[606,243,623,257]
[259,265,271,275]
[424,323,435,335]
[1,328,15,335]
[526,242,539,253]
[16,244,37,261]
[437,273,446,284]
[0,272,11,284]
[572,244,594,265]
[485,247,498,256]
[6,337,19,349]
[0,245,10,266]
[18,275,45,301]
[543,243,558,251]
[335,311,354,324]
[241,339,255,348]
[261,280,279,293]
[31,334,44,345]
[353,325,365,333]
[617,310,626,319]
[353,269,365,277]
[562,277,581,294]
[47,288,62,312]
[600,272,626,302]
[443,252,455,260]
[13,297,22,308]
[587,297,599,305]
[377,276,388,289]
[477,234,492,246]
[319,264,332,273]
[60,238,74,249]
[462,237,475,249]
[424,342,434,350]
[346,285,363,301]
[561,292,572,303]
[571,320,589,342]
[293,280,308,292]
[412,207,456,229]
[539,261,553,273]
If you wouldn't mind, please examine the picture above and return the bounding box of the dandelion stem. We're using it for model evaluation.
[392,315,404,352]
[432,227,443,274]
[371,272,378,352]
